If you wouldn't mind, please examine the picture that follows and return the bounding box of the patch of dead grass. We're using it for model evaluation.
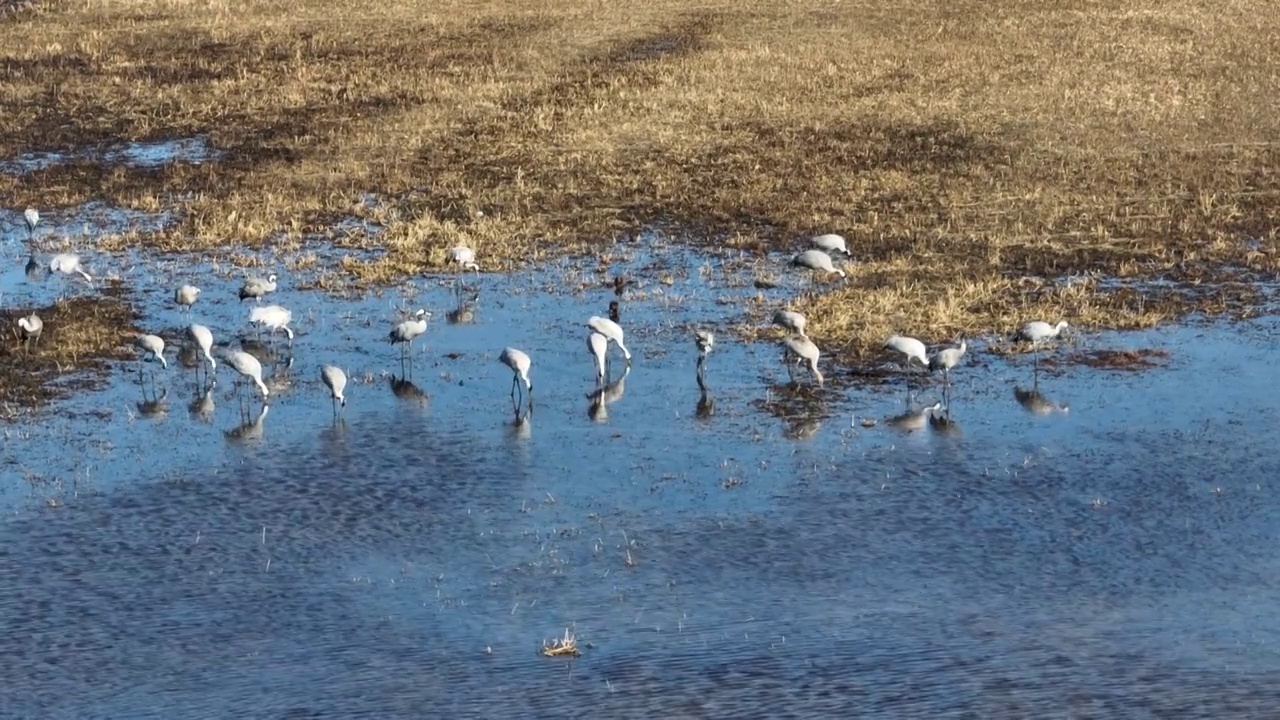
[0,287,141,408]
[2,0,1279,353]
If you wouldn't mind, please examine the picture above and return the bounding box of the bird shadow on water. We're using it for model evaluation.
[586,364,630,423]
[224,402,269,443]
[388,372,428,407]
[755,382,828,439]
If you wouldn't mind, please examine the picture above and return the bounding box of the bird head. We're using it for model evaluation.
[268,273,279,283]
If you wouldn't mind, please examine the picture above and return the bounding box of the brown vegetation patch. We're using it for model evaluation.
[0,288,142,410]
[2,0,1279,355]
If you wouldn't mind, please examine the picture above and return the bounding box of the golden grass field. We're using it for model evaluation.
[2,0,1279,361]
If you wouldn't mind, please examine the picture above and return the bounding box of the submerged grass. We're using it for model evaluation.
[0,288,141,409]
[2,0,1279,355]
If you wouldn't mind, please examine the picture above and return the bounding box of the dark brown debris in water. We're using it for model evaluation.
[1042,348,1172,372]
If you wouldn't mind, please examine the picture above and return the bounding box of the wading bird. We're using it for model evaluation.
[23,208,39,238]
[782,334,824,387]
[50,253,92,282]
[771,309,807,338]
[499,347,533,411]
[222,348,270,399]
[320,365,347,415]
[448,246,480,283]
[694,328,714,381]
[249,304,294,345]
[389,309,431,358]
[586,315,631,362]
[17,312,42,351]
[884,334,929,372]
[187,324,216,375]
[239,273,278,302]
[810,233,849,256]
[588,331,609,385]
[1016,320,1070,346]
[790,249,846,279]
[174,284,201,314]
[929,336,968,394]
[136,334,168,369]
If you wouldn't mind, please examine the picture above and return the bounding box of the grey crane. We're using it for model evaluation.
[810,233,850,256]
[249,304,294,345]
[187,323,217,374]
[239,273,278,302]
[222,348,270,398]
[586,315,631,362]
[389,309,431,358]
[782,334,824,386]
[136,334,168,369]
[17,312,42,352]
[884,334,929,372]
[499,347,533,411]
[929,336,967,395]
[23,208,39,239]
[320,365,347,415]
[790,249,846,279]
[587,330,609,385]
[694,328,714,381]
[771,309,807,338]
[174,284,201,314]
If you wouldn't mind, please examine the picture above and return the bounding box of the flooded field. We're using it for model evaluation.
[2,226,1280,717]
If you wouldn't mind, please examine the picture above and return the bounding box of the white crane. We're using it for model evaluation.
[884,334,929,371]
[174,284,201,314]
[587,331,609,385]
[249,304,294,345]
[187,324,217,377]
[23,208,39,238]
[50,253,92,282]
[586,315,631,362]
[499,347,533,410]
[320,365,347,415]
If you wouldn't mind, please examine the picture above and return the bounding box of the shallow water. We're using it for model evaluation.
[1,236,1279,717]
[0,136,219,175]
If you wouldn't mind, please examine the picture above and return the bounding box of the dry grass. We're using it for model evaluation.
[0,287,141,407]
[3,0,1279,354]
[540,628,580,658]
